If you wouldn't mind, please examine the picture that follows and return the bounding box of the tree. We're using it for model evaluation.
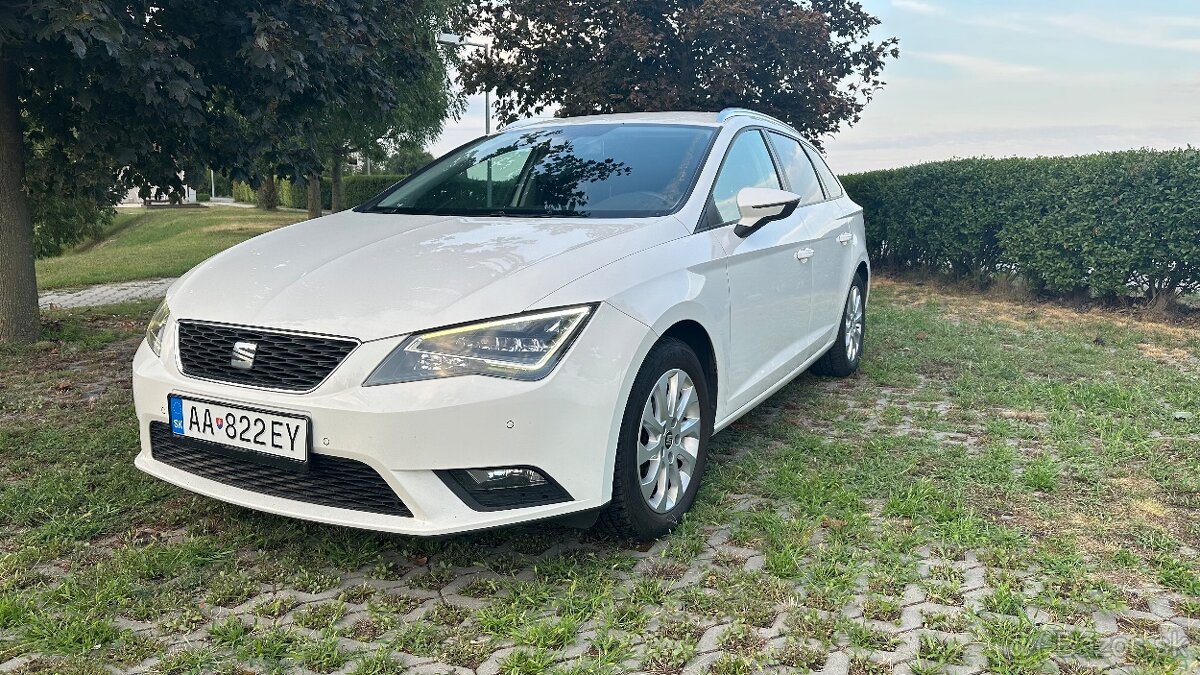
[24,113,126,257]
[376,141,436,176]
[315,60,458,212]
[0,0,459,343]
[459,0,898,141]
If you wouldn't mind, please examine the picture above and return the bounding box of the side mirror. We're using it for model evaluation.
[733,187,802,238]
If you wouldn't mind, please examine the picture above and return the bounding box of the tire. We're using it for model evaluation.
[810,273,867,378]
[597,337,713,541]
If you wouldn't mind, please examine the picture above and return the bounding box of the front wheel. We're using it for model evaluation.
[597,338,713,541]
[811,273,866,377]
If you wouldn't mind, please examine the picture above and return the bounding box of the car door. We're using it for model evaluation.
[800,142,858,339]
[763,131,845,352]
[705,129,819,413]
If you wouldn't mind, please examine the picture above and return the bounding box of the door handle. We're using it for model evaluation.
[795,248,815,262]
[836,232,854,245]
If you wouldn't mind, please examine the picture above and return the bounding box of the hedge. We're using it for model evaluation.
[233,175,404,212]
[841,149,1200,307]
[231,180,256,205]
[340,175,404,209]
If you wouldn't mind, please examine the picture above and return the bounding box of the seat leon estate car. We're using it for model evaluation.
[132,108,869,541]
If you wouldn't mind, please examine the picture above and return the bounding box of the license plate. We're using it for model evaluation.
[168,395,309,462]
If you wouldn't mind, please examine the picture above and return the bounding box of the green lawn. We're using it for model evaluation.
[1,281,1198,673]
[35,206,306,290]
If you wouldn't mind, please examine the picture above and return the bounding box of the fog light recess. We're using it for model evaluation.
[438,466,572,511]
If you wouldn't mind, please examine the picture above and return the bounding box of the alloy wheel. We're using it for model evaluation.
[637,368,702,513]
[845,285,864,363]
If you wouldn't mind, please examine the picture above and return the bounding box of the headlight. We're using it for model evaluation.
[145,300,171,356]
[364,305,595,385]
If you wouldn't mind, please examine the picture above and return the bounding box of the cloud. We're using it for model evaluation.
[909,51,1045,80]
[891,0,943,15]
[960,11,1200,53]
[1044,14,1200,53]
[959,14,1043,36]
[825,124,1200,173]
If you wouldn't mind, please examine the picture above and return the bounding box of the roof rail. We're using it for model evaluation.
[716,107,791,128]
[500,116,555,132]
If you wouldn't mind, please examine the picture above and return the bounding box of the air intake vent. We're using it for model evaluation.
[149,422,410,517]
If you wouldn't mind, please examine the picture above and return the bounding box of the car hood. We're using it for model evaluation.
[167,210,688,341]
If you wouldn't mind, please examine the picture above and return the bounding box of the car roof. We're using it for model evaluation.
[501,108,799,135]
[506,111,720,127]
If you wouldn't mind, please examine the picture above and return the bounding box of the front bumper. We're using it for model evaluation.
[132,303,653,536]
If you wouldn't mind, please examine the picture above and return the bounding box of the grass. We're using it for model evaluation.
[1,277,1198,672]
[35,205,304,289]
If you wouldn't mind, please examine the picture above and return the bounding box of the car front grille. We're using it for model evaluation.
[177,321,358,392]
[149,422,412,517]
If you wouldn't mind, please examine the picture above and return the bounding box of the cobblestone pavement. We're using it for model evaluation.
[38,277,176,309]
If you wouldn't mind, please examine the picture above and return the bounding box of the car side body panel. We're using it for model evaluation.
[531,216,731,411]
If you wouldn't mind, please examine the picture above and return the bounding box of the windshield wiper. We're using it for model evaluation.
[484,210,585,218]
[362,207,584,218]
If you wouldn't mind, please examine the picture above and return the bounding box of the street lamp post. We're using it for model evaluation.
[438,32,495,205]
[437,33,491,135]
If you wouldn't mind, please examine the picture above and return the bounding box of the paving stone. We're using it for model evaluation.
[0,656,37,673]
[682,650,724,674]
[961,566,987,592]
[1054,654,1113,671]
[1148,594,1176,619]
[816,650,851,675]
[474,646,516,675]
[39,277,177,309]
[898,604,925,631]
[695,622,731,653]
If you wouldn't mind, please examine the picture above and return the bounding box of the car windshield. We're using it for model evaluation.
[363,123,716,218]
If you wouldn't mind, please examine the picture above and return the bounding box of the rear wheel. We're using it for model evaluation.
[811,273,866,377]
[597,338,713,541]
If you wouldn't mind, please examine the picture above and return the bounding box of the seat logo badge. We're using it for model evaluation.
[230,341,257,370]
[664,431,675,448]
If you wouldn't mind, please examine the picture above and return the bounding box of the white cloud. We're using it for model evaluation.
[959,14,1042,36]
[909,51,1045,80]
[891,0,943,15]
[1045,14,1200,53]
[961,11,1200,53]
[825,123,1200,173]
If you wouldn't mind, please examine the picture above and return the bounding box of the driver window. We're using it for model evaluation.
[708,131,782,227]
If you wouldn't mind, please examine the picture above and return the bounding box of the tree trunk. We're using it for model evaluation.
[306,172,322,219]
[331,148,344,212]
[1147,279,1177,315]
[0,59,39,344]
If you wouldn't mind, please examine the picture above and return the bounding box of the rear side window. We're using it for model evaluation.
[709,131,782,226]
[766,132,824,205]
[803,145,844,199]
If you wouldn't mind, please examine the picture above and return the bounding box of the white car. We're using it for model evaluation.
[132,109,869,541]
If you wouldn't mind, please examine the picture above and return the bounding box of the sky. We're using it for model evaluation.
[427,0,1200,173]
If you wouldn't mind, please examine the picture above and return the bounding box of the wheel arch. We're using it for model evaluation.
[855,257,871,304]
[659,319,718,411]
[856,260,870,286]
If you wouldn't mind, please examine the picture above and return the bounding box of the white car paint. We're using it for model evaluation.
[132,109,869,535]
